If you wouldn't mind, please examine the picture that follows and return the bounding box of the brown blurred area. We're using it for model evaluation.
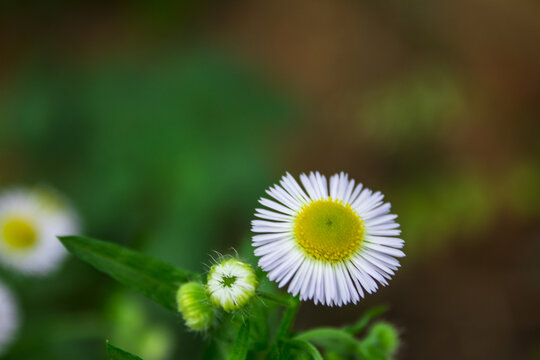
[1,0,539,359]
[208,1,540,359]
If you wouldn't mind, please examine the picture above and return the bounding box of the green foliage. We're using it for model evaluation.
[294,308,400,360]
[228,320,251,360]
[393,171,493,254]
[59,236,196,311]
[0,48,297,359]
[359,66,463,146]
[106,341,144,360]
[286,339,323,360]
[296,328,359,352]
[106,293,174,360]
[59,233,399,359]
[0,49,294,270]
[361,322,400,356]
[343,305,388,334]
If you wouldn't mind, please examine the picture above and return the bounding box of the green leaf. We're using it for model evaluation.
[295,328,359,351]
[343,305,388,335]
[59,235,197,311]
[228,320,251,360]
[287,339,323,360]
[106,341,144,360]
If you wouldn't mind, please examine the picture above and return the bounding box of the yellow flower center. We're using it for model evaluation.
[294,198,364,262]
[2,217,38,250]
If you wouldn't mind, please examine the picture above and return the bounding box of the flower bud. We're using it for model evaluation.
[176,282,214,332]
[206,259,258,312]
[364,322,400,356]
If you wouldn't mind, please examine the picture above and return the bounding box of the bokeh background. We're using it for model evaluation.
[1,1,539,359]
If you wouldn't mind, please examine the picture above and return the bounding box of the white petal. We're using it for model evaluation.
[259,198,296,215]
[348,183,364,205]
[299,260,315,300]
[251,220,292,229]
[342,178,356,204]
[308,172,323,200]
[300,173,319,201]
[253,238,292,257]
[356,192,384,213]
[363,243,406,258]
[365,250,401,269]
[367,229,402,236]
[362,203,391,220]
[336,172,348,201]
[288,261,310,296]
[251,226,291,233]
[255,208,293,222]
[281,173,310,203]
[323,263,337,306]
[252,233,291,244]
[365,235,404,248]
[329,174,339,199]
[275,251,305,287]
[368,222,401,231]
[365,214,398,226]
[266,186,303,212]
[360,252,396,275]
[315,172,329,198]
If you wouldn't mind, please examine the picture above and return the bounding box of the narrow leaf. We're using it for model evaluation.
[295,328,359,351]
[287,339,323,360]
[59,235,197,311]
[343,305,388,335]
[228,320,251,360]
[358,344,390,360]
[106,341,144,360]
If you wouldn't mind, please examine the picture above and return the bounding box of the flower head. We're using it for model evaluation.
[0,187,80,275]
[0,281,19,356]
[206,259,258,312]
[251,172,405,306]
[176,282,215,332]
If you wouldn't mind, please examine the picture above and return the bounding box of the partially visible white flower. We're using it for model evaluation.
[251,172,405,306]
[206,259,258,312]
[0,281,19,356]
[0,187,80,275]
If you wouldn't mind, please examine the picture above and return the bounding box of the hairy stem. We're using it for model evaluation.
[258,291,291,307]
[276,297,300,339]
[268,296,300,359]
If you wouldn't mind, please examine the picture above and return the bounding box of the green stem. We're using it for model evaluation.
[276,297,300,339]
[268,296,300,359]
[258,291,292,307]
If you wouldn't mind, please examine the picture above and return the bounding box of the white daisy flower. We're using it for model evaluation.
[0,187,80,275]
[0,281,19,356]
[206,259,258,312]
[251,172,405,306]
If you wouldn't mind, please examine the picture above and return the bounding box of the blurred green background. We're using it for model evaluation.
[0,1,539,359]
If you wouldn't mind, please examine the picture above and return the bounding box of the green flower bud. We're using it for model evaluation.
[206,259,258,312]
[365,322,400,356]
[176,282,214,332]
